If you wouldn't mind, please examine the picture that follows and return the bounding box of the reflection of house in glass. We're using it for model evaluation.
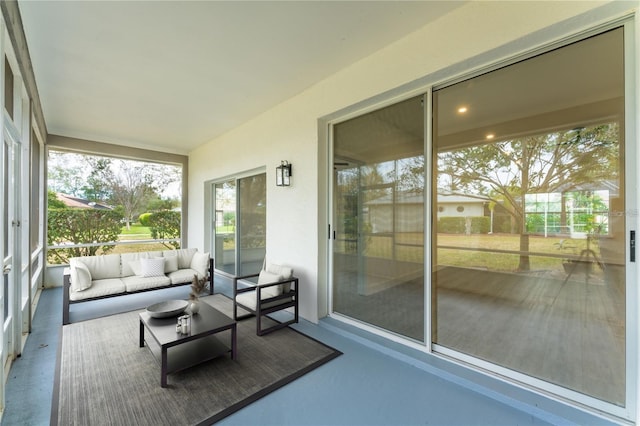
[365,192,494,235]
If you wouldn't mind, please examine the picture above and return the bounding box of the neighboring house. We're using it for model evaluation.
[365,192,488,233]
[436,194,487,219]
[55,193,112,210]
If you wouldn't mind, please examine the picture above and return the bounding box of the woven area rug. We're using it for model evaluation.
[52,294,341,425]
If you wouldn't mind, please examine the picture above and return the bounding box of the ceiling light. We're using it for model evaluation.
[457,106,468,114]
[486,133,495,140]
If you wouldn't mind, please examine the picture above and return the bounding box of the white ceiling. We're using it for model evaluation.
[18,1,464,155]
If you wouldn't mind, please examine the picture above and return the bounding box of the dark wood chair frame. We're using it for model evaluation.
[63,258,215,325]
[233,273,299,336]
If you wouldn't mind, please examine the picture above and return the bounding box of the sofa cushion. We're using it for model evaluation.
[140,258,165,277]
[75,254,121,280]
[162,255,179,273]
[69,278,126,301]
[122,275,171,292]
[121,252,152,277]
[167,268,200,285]
[169,248,197,269]
[69,259,92,292]
[128,260,143,276]
[190,252,209,279]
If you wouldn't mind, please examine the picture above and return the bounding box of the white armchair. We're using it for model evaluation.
[233,263,299,336]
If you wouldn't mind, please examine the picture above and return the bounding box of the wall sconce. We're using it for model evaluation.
[276,160,292,186]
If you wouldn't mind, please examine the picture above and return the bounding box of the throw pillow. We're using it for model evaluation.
[257,270,283,298]
[190,252,209,279]
[70,260,92,292]
[129,260,143,277]
[266,263,294,292]
[140,258,166,277]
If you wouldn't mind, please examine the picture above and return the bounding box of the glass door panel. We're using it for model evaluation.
[213,173,266,276]
[332,95,425,342]
[432,28,626,405]
[214,180,236,275]
[238,174,266,276]
[2,130,16,375]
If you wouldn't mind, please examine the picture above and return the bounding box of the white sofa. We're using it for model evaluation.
[63,248,213,324]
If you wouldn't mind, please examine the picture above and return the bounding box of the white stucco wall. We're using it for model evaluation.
[188,1,631,324]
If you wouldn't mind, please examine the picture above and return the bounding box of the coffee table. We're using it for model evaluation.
[139,301,237,387]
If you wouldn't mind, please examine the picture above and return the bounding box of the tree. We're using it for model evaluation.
[145,195,179,212]
[47,189,67,209]
[438,123,619,271]
[105,160,158,230]
[81,157,113,202]
[48,152,88,196]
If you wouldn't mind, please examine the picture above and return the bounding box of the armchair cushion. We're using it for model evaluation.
[258,271,283,298]
[236,291,293,311]
[265,264,293,292]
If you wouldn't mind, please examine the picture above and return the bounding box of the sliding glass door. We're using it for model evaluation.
[329,24,633,417]
[213,172,266,276]
[332,95,425,342]
[432,28,626,406]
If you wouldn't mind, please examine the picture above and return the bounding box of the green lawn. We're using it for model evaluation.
[338,232,603,274]
[120,224,151,236]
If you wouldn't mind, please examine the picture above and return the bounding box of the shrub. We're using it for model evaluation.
[47,209,124,264]
[470,217,490,234]
[138,212,153,226]
[438,217,465,233]
[147,210,181,249]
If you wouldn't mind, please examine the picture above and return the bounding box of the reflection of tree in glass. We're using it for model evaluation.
[437,123,619,271]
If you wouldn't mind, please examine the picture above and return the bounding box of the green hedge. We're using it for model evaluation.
[47,209,124,264]
[438,216,490,234]
[470,217,490,234]
[438,217,466,233]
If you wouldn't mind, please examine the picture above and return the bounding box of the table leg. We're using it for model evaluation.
[231,324,237,360]
[161,346,168,388]
[139,320,144,348]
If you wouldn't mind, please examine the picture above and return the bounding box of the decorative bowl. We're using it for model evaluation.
[146,300,189,318]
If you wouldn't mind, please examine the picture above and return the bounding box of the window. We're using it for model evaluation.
[47,151,183,263]
[4,57,13,119]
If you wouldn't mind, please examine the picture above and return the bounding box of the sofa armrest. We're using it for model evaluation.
[63,268,71,325]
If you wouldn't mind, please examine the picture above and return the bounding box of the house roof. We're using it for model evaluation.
[56,193,112,210]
